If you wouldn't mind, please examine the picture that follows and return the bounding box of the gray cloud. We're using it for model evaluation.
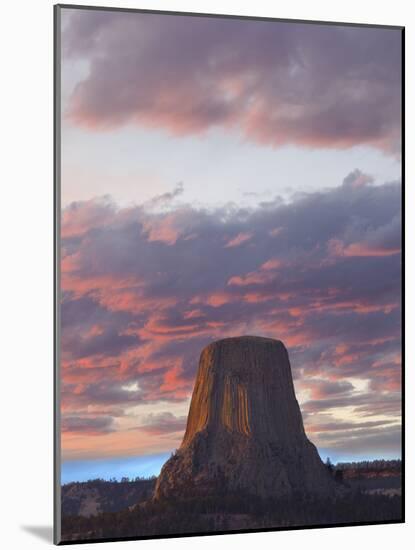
[138,412,187,435]
[61,415,115,435]
[318,424,402,454]
[62,9,402,154]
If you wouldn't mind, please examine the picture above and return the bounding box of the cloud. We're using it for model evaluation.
[330,239,400,258]
[61,380,145,411]
[138,412,187,435]
[302,391,401,417]
[61,196,116,239]
[146,183,184,209]
[316,424,402,455]
[327,185,401,257]
[306,419,396,434]
[307,379,355,400]
[225,232,253,248]
[63,325,140,361]
[342,169,374,190]
[62,9,402,155]
[62,415,115,435]
[60,175,402,458]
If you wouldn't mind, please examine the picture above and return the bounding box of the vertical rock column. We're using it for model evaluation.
[154,336,335,501]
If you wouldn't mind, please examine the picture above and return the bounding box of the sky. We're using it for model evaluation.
[59,8,402,481]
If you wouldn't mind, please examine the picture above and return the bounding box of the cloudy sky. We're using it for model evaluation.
[59,7,402,475]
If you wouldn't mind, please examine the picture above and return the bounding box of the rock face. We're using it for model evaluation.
[154,336,335,501]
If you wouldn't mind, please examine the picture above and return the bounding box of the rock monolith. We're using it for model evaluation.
[154,336,335,500]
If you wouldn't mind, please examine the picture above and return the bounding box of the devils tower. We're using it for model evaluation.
[154,336,335,501]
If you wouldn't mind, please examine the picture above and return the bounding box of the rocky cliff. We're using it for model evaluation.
[154,336,336,501]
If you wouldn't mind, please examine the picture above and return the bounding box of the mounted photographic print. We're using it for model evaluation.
[54,4,404,545]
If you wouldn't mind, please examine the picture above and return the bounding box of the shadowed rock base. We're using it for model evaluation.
[154,336,336,501]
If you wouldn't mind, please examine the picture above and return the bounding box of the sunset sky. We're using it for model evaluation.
[59,7,402,480]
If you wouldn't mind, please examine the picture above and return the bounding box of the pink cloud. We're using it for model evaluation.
[243,292,273,304]
[63,12,402,155]
[206,292,233,307]
[227,270,274,287]
[61,198,116,239]
[343,243,400,257]
[224,232,252,248]
[260,258,282,271]
[160,365,191,396]
[143,214,182,245]
[183,309,205,320]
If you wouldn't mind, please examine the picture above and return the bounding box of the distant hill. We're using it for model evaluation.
[61,460,402,519]
[336,459,401,479]
[62,477,156,517]
[333,460,402,497]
